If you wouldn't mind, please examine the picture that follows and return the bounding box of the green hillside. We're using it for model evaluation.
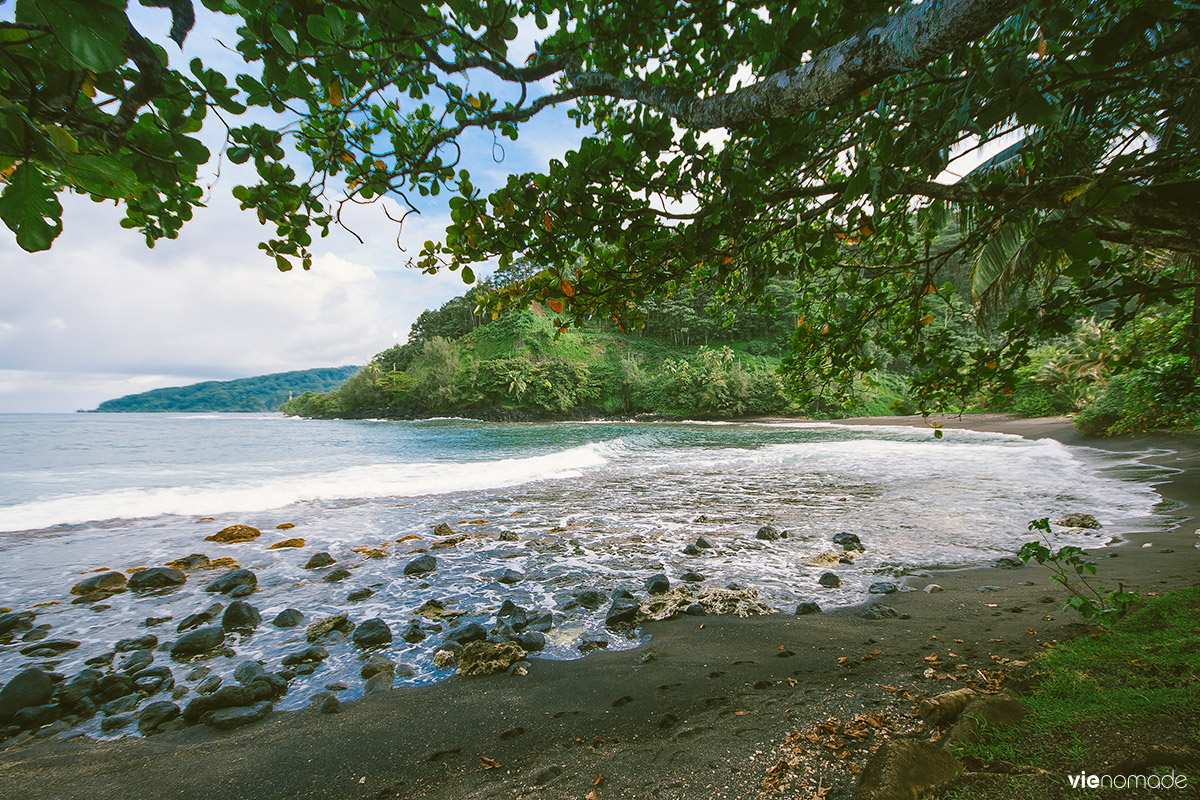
[280,279,913,421]
[93,367,361,413]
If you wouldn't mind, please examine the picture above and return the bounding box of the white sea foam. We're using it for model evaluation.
[0,440,615,531]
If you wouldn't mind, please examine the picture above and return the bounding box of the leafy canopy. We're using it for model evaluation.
[2,0,1197,408]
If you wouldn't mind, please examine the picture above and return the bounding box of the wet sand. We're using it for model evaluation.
[0,415,1196,800]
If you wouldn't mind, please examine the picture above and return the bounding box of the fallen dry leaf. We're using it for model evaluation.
[479,756,500,770]
[594,773,603,786]
[1027,628,1038,635]
[586,792,599,800]
[1042,615,1054,621]
[924,653,940,663]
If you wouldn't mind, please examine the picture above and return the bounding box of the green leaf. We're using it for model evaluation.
[63,154,137,198]
[15,0,129,72]
[0,163,64,252]
[461,265,475,283]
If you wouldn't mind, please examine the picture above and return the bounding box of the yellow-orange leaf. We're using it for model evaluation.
[81,72,96,98]
[920,314,934,325]
[1062,182,1092,203]
[560,279,575,297]
[329,81,344,106]
[548,299,564,313]
[543,212,553,232]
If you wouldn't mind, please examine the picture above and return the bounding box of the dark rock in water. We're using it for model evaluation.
[444,622,486,646]
[127,568,187,592]
[229,584,254,599]
[201,701,272,730]
[21,627,49,644]
[184,666,210,682]
[497,531,519,542]
[18,639,79,656]
[695,536,714,549]
[853,740,962,800]
[394,664,415,678]
[303,552,336,569]
[795,602,822,615]
[399,622,426,644]
[490,622,516,640]
[70,572,127,596]
[859,604,899,620]
[170,626,225,658]
[134,675,167,695]
[360,655,395,680]
[100,693,139,716]
[323,568,351,583]
[131,665,171,682]
[84,652,114,668]
[818,572,841,588]
[352,618,392,648]
[526,613,553,633]
[305,613,351,642]
[281,646,329,666]
[196,676,222,694]
[611,588,634,600]
[233,661,265,685]
[1054,513,1100,529]
[644,573,670,595]
[204,569,257,594]
[272,609,303,628]
[756,525,780,541]
[115,635,158,652]
[346,588,373,602]
[403,555,437,577]
[363,671,393,696]
[137,701,180,735]
[99,713,133,733]
[0,611,36,635]
[605,596,639,628]
[246,673,287,701]
[182,686,257,722]
[167,554,209,570]
[516,631,546,652]
[222,602,261,632]
[309,692,340,714]
[839,556,854,565]
[682,544,701,555]
[497,569,524,585]
[833,532,865,552]
[97,673,134,702]
[684,604,707,616]
[681,571,704,582]
[13,704,59,730]
[573,589,605,610]
[177,603,222,633]
[869,582,898,595]
[56,669,101,707]
[994,557,1025,570]
[578,638,608,653]
[118,650,153,674]
[496,600,528,631]
[71,591,116,605]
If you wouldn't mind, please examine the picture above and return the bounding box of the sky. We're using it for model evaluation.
[0,5,571,412]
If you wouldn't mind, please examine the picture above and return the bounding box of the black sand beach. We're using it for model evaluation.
[1,415,1197,800]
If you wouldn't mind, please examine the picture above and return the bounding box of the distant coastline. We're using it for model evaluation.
[88,367,360,414]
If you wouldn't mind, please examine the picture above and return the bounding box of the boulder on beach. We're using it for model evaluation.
[403,554,437,577]
[138,701,180,735]
[644,574,670,595]
[170,626,225,659]
[818,572,841,588]
[268,538,305,550]
[639,585,773,621]
[205,525,261,543]
[0,668,54,723]
[281,646,328,666]
[795,602,822,615]
[127,567,187,592]
[868,582,898,595]
[360,655,395,680]
[70,572,126,596]
[852,740,962,800]
[443,622,487,646]
[859,604,899,620]
[201,701,273,730]
[204,569,257,594]
[457,641,525,676]
[1054,513,1100,529]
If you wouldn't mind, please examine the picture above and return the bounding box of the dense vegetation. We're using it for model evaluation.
[95,366,359,413]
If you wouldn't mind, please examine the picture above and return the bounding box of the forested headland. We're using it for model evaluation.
[93,366,359,413]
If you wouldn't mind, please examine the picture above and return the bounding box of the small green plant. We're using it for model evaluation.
[1018,518,1139,624]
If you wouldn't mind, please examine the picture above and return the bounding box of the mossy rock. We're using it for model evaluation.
[457,641,525,676]
[267,538,306,549]
[205,525,261,543]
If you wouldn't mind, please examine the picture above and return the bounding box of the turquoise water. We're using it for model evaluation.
[0,413,1168,731]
